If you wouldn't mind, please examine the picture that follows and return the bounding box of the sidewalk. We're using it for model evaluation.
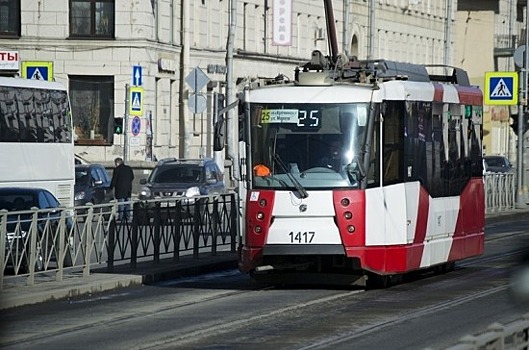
[0,251,238,310]
[1,208,527,310]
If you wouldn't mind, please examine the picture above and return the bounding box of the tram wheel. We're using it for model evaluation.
[366,273,391,289]
[366,272,403,289]
[436,262,456,274]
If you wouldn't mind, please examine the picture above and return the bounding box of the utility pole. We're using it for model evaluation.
[368,0,375,60]
[225,0,239,184]
[180,0,191,158]
[516,3,528,208]
[343,1,350,57]
[124,84,130,162]
[444,0,453,69]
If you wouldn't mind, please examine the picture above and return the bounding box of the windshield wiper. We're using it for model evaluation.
[273,154,309,198]
[345,156,366,188]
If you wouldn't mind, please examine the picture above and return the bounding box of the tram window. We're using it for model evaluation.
[382,101,404,185]
[404,102,430,186]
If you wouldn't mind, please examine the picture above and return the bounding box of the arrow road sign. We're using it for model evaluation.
[133,65,142,86]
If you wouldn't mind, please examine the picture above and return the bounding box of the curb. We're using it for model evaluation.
[0,274,144,310]
[485,209,529,225]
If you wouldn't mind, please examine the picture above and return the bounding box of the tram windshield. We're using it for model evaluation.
[250,103,370,189]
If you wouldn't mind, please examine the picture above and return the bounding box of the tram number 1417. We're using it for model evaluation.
[289,231,315,244]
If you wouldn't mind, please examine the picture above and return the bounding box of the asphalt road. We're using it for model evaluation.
[0,217,528,350]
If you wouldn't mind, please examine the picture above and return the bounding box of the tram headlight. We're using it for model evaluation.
[256,212,265,220]
[254,225,262,234]
[341,198,350,207]
[347,225,356,233]
[344,211,352,220]
[259,198,267,207]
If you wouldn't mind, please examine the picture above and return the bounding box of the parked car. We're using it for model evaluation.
[74,154,90,165]
[483,155,513,173]
[0,187,73,273]
[138,158,225,221]
[74,163,114,208]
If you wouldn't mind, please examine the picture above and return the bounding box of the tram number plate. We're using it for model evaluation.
[288,231,315,244]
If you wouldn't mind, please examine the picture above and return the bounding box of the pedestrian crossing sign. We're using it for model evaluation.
[484,71,518,105]
[129,86,144,116]
[21,61,53,81]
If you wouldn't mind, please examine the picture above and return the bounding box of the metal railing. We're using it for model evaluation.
[442,314,529,350]
[484,172,516,213]
[0,192,238,290]
[0,175,519,290]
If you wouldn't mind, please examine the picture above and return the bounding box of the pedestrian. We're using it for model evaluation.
[110,157,134,221]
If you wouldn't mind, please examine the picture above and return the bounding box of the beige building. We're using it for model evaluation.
[0,0,521,167]
[455,0,525,162]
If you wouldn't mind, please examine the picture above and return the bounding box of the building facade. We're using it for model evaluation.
[0,0,511,168]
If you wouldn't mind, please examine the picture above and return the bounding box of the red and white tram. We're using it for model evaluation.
[230,55,484,287]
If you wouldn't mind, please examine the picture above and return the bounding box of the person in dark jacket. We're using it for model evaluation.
[110,157,134,221]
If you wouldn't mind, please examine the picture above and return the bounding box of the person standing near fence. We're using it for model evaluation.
[110,157,134,221]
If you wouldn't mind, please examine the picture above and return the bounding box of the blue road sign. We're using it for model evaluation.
[131,116,141,136]
[22,61,54,81]
[129,86,144,116]
[133,65,142,86]
[484,71,518,105]
[27,66,48,81]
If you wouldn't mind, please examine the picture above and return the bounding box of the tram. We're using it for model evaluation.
[215,3,484,287]
[232,56,484,286]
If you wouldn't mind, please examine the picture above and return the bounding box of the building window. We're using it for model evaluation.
[69,76,114,145]
[69,0,115,38]
[0,0,20,38]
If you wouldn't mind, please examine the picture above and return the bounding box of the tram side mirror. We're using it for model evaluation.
[213,116,225,151]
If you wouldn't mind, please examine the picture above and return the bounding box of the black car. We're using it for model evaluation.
[138,158,225,220]
[75,163,114,207]
[0,187,73,273]
[483,155,513,173]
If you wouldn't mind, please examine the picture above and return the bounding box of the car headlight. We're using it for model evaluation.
[185,186,200,197]
[74,191,86,200]
[139,187,152,198]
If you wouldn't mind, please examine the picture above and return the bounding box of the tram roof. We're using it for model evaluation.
[247,80,480,105]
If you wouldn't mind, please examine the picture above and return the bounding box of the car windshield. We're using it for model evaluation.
[150,165,204,184]
[485,157,507,168]
[75,170,90,185]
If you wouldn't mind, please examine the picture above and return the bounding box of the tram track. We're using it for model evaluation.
[0,287,252,348]
[296,285,508,350]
